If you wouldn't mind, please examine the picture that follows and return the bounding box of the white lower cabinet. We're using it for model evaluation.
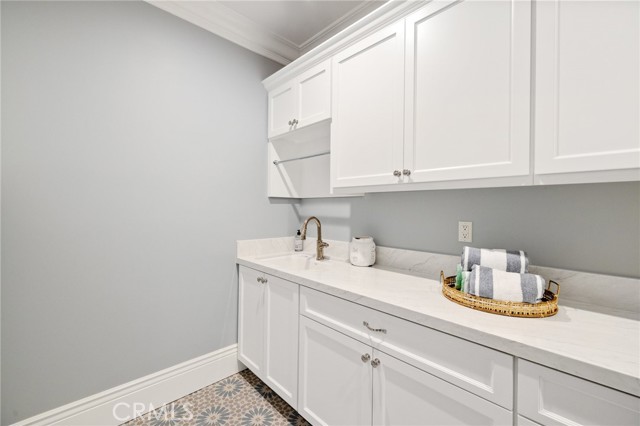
[517,416,540,426]
[300,286,514,408]
[238,266,299,408]
[372,350,512,425]
[240,266,640,426]
[298,299,513,426]
[518,360,640,426]
[298,316,372,426]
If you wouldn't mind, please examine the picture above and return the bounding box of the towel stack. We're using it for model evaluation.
[456,246,545,304]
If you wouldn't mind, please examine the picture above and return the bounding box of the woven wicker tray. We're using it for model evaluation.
[441,271,560,318]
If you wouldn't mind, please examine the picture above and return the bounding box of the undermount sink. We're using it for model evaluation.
[259,252,334,271]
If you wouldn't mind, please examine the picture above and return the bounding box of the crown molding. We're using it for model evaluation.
[146,1,392,67]
[147,1,299,65]
[262,0,424,90]
[298,1,384,54]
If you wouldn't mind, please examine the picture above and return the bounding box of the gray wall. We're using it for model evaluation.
[299,182,640,278]
[1,1,292,423]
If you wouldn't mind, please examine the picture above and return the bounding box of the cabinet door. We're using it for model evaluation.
[269,82,297,138]
[264,275,299,409]
[518,360,640,426]
[372,350,512,426]
[238,266,265,374]
[298,316,372,426]
[517,416,540,426]
[296,60,331,129]
[535,0,640,180]
[404,0,531,183]
[331,22,405,188]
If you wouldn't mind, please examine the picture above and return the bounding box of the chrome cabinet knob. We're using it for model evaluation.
[371,358,381,368]
[263,277,268,284]
[402,169,411,176]
[393,170,402,177]
[256,277,267,284]
[288,120,293,126]
[361,353,371,363]
[256,277,262,283]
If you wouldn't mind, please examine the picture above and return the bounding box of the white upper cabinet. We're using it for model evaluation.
[404,0,532,183]
[269,83,297,138]
[534,0,640,182]
[264,0,638,195]
[331,22,406,188]
[268,60,331,139]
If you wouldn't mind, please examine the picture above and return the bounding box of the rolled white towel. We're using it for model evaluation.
[462,246,529,274]
[468,265,545,304]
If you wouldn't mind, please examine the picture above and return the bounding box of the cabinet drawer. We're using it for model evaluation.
[518,360,640,426]
[300,286,513,409]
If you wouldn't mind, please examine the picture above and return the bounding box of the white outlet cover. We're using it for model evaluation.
[458,221,472,243]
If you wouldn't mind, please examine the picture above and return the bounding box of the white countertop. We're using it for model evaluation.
[237,251,640,398]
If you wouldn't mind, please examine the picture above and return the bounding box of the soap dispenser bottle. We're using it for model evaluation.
[294,230,303,252]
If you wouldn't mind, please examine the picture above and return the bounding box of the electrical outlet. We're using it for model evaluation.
[458,221,472,243]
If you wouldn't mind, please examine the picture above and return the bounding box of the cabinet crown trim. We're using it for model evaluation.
[262,1,424,91]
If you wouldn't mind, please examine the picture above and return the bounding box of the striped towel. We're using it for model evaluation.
[467,265,545,304]
[462,246,529,274]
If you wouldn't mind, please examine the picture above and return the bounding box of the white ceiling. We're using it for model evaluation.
[148,0,386,64]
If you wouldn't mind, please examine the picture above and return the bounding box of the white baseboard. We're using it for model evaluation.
[12,344,245,426]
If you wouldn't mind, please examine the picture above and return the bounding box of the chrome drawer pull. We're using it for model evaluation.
[363,321,387,334]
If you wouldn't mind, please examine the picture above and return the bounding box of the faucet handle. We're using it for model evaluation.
[320,241,329,248]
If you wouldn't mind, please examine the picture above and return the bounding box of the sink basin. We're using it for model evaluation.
[259,252,334,271]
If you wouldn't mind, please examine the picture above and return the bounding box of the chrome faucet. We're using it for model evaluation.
[300,216,329,260]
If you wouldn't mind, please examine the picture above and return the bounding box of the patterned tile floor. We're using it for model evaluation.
[123,369,310,426]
